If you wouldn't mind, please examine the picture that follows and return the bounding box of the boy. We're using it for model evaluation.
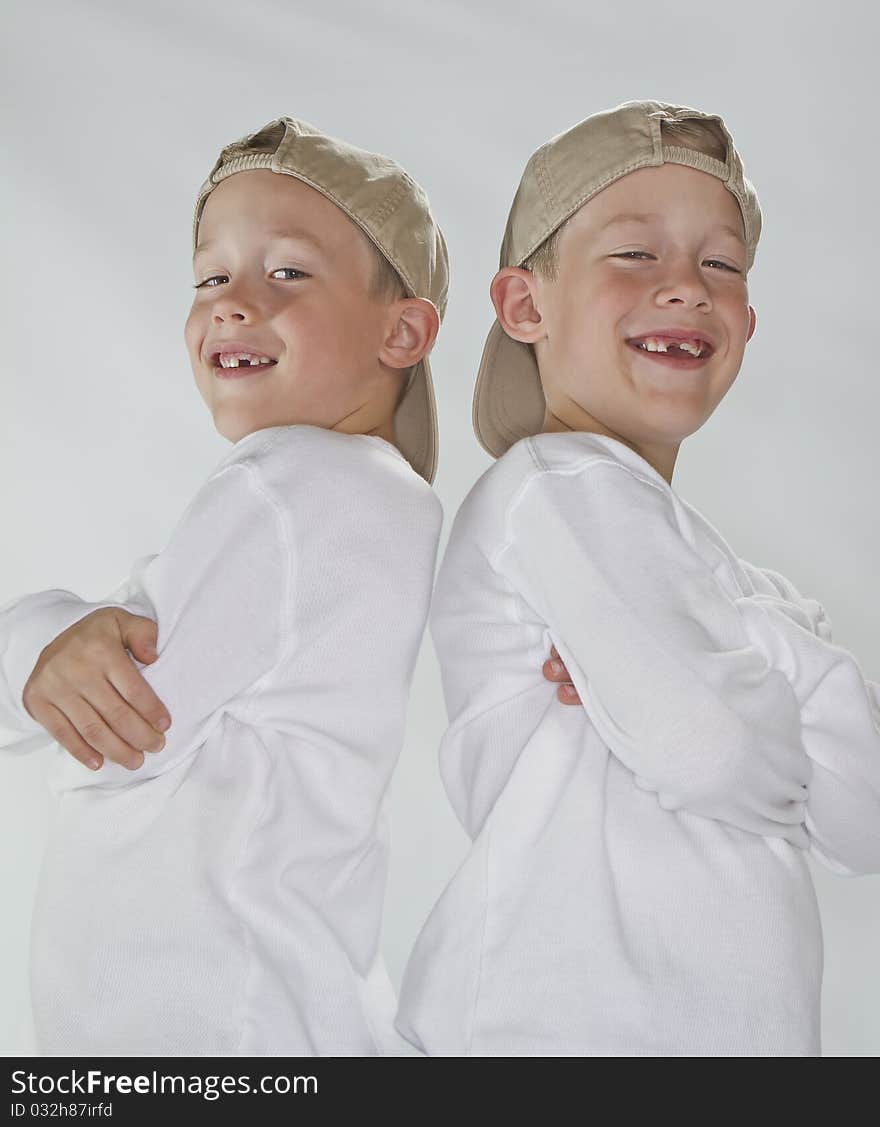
[0,116,448,1055]
[395,100,880,1056]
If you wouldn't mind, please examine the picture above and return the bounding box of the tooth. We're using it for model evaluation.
[632,336,709,356]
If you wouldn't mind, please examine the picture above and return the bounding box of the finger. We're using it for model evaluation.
[117,612,160,665]
[33,701,104,772]
[108,654,171,735]
[547,644,573,679]
[558,683,582,705]
[542,657,569,683]
[61,695,147,771]
[85,676,167,754]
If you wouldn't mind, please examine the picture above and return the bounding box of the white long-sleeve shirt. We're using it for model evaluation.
[395,430,880,1057]
[0,424,442,1056]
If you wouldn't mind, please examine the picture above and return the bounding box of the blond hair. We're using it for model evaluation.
[361,234,414,406]
[521,116,730,282]
[364,236,407,303]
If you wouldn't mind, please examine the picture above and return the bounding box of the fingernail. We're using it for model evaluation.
[88,758,101,771]
[550,660,564,675]
[156,716,170,731]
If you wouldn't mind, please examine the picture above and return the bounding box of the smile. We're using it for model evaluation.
[626,340,712,370]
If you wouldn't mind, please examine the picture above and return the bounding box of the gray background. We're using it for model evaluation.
[3,0,878,1055]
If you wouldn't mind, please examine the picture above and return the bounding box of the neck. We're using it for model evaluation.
[541,407,679,485]
[363,416,397,446]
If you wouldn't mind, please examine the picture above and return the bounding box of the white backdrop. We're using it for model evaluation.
[3,0,878,1055]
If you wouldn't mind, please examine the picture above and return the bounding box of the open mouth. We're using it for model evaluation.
[211,355,278,369]
[626,338,714,369]
[210,351,278,380]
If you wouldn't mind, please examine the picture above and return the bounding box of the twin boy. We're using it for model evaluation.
[2,100,879,1057]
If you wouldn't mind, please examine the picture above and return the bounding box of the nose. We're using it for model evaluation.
[210,279,261,325]
[654,254,712,310]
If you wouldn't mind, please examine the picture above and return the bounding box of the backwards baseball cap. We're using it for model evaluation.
[193,116,449,484]
[473,98,763,458]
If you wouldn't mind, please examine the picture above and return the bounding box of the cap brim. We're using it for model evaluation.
[395,354,438,484]
[472,319,546,458]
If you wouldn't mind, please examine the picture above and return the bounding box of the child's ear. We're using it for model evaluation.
[380,297,440,369]
[490,267,545,345]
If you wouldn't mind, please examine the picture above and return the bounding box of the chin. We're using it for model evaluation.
[209,410,255,444]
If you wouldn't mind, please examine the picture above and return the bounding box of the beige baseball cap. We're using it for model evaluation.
[473,98,763,458]
[192,116,449,484]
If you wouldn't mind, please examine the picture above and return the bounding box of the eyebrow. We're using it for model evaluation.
[601,212,746,246]
[193,228,325,262]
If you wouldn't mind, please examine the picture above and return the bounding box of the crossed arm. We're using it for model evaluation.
[552,595,880,876]
[0,462,287,784]
[433,456,880,867]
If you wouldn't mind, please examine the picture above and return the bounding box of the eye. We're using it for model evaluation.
[611,252,740,272]
[193,267,307,289]
[270,267,306,280]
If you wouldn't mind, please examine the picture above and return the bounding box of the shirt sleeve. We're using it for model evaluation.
[0,460,289,788]
[733,564,880,876]
[494,455,813,842]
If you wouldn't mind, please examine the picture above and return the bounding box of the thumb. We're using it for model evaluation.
[115,610,160,663]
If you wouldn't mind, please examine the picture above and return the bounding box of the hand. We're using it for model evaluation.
[21,608,171,772]
[542,644,582,705]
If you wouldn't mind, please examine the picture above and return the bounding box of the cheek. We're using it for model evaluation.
[316,298,378,363]
[184,304,204,358]
[556,286,619,352]
[714,292,750,347]
[560,268,627,317]
[183,308,211,401]
[192,364,211,405]
[275,300,330,358]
